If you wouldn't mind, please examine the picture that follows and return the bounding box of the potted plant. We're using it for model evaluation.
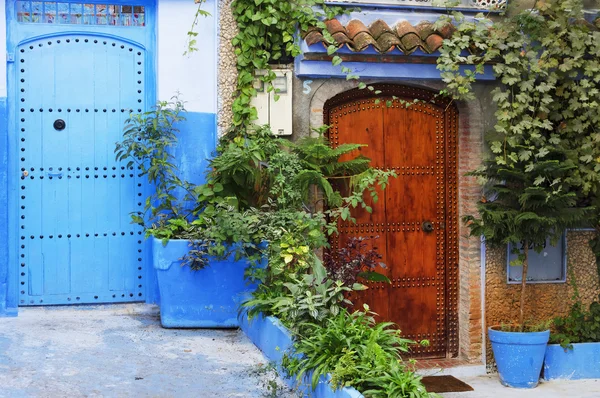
[115,99,260,328]
[464,160,590,388]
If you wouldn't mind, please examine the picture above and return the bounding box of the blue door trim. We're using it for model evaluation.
[2,0,157,315]
[14,31,148,48]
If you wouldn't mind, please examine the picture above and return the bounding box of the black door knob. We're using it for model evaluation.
[422,221,434,233]
[53,119,66,131]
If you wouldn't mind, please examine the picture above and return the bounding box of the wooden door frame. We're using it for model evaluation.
[323,83,460,357]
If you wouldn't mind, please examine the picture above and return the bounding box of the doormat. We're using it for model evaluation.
[421,375,474,393]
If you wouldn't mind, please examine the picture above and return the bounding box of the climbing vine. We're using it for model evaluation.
[229,0,350,130]
[436,0,600,326]
[437,0,600,199]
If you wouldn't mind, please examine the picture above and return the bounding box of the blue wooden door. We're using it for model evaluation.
[10,1,154,306]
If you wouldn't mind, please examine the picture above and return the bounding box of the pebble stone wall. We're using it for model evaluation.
[485,230,600,368]
[217,0,238,136]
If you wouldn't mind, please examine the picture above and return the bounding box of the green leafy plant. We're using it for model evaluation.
[551,272,600,348]
[282,306,430,396]
[358,361,432,398]
[464,161,592,329]
[551,298,600,349]
[243,270,354,335]
[229,0,350,130]
[114,98,196,241]
[438,0,599,331]
[177,2,430,396]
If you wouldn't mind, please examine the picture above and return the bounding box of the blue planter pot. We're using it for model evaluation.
[152,238,257,328]
[544,343,600,380]
[488,327,550,388]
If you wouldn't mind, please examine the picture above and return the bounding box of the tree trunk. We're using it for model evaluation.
[519,241,529,332]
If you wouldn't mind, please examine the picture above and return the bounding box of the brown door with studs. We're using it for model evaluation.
[325,85,459,358]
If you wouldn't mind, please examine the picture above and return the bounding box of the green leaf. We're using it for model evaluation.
[357,271,391,283]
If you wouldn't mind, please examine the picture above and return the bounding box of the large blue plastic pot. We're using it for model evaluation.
[489,327,550,388]
[152,238,257,328]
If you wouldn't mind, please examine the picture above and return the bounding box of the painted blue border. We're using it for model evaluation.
[239,312,364,398]
[295,52,495,80]
[2,0,157,315]
[0,96,15,316]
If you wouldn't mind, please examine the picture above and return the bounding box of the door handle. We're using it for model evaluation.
[422,221,434,233]
[47,172,63,178]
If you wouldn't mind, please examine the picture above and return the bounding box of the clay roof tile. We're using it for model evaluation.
[303,18,456,57]
[395,20,418,38]
[332,32,352,46]
[424,34,444,54]
[370,19,394,40]
[436,22,457,38]
[414,21,435,41]
[346,19,370,40]
[376,32,402,53]
[325,19,347,36]
[304,30,325,47]
[350,31,378,52]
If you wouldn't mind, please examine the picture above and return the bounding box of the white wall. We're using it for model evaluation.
[0,0,7,97]
[157,0,217,114]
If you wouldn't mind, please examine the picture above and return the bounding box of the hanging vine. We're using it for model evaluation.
[229,0,351,131]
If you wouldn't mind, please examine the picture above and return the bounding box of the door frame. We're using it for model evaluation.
[5,0,157,311]
[323,83,460,357]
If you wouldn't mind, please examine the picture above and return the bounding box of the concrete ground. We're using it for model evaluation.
[0,305,296,398]
[2,306,599,398]
[441,375,600,398]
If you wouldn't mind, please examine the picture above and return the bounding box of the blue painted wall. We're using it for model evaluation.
[145,0,218,305]
[0,97,15,316]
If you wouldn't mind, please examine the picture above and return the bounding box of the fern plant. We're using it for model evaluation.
[290,131,372,208]
[282,306,426,395]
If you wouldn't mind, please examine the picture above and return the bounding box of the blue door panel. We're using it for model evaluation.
[12,8,152,305]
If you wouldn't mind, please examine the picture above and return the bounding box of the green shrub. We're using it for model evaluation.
[282,306,432,397]
[551,296,600,348]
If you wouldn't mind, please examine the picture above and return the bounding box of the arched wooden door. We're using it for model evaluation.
[325,84,459,358]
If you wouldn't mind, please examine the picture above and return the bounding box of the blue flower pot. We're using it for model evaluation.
[489,327,550,388]
[152,238,258,328]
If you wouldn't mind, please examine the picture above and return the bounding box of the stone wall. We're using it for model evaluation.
[217,0,238,136]
[485,230,600,368]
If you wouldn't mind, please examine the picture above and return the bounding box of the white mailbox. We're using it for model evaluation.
[251,69,293,136]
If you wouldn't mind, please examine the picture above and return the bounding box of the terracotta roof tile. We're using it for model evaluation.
[305,18,456,55]
[325,19,347,36]
[346,20,370,40]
